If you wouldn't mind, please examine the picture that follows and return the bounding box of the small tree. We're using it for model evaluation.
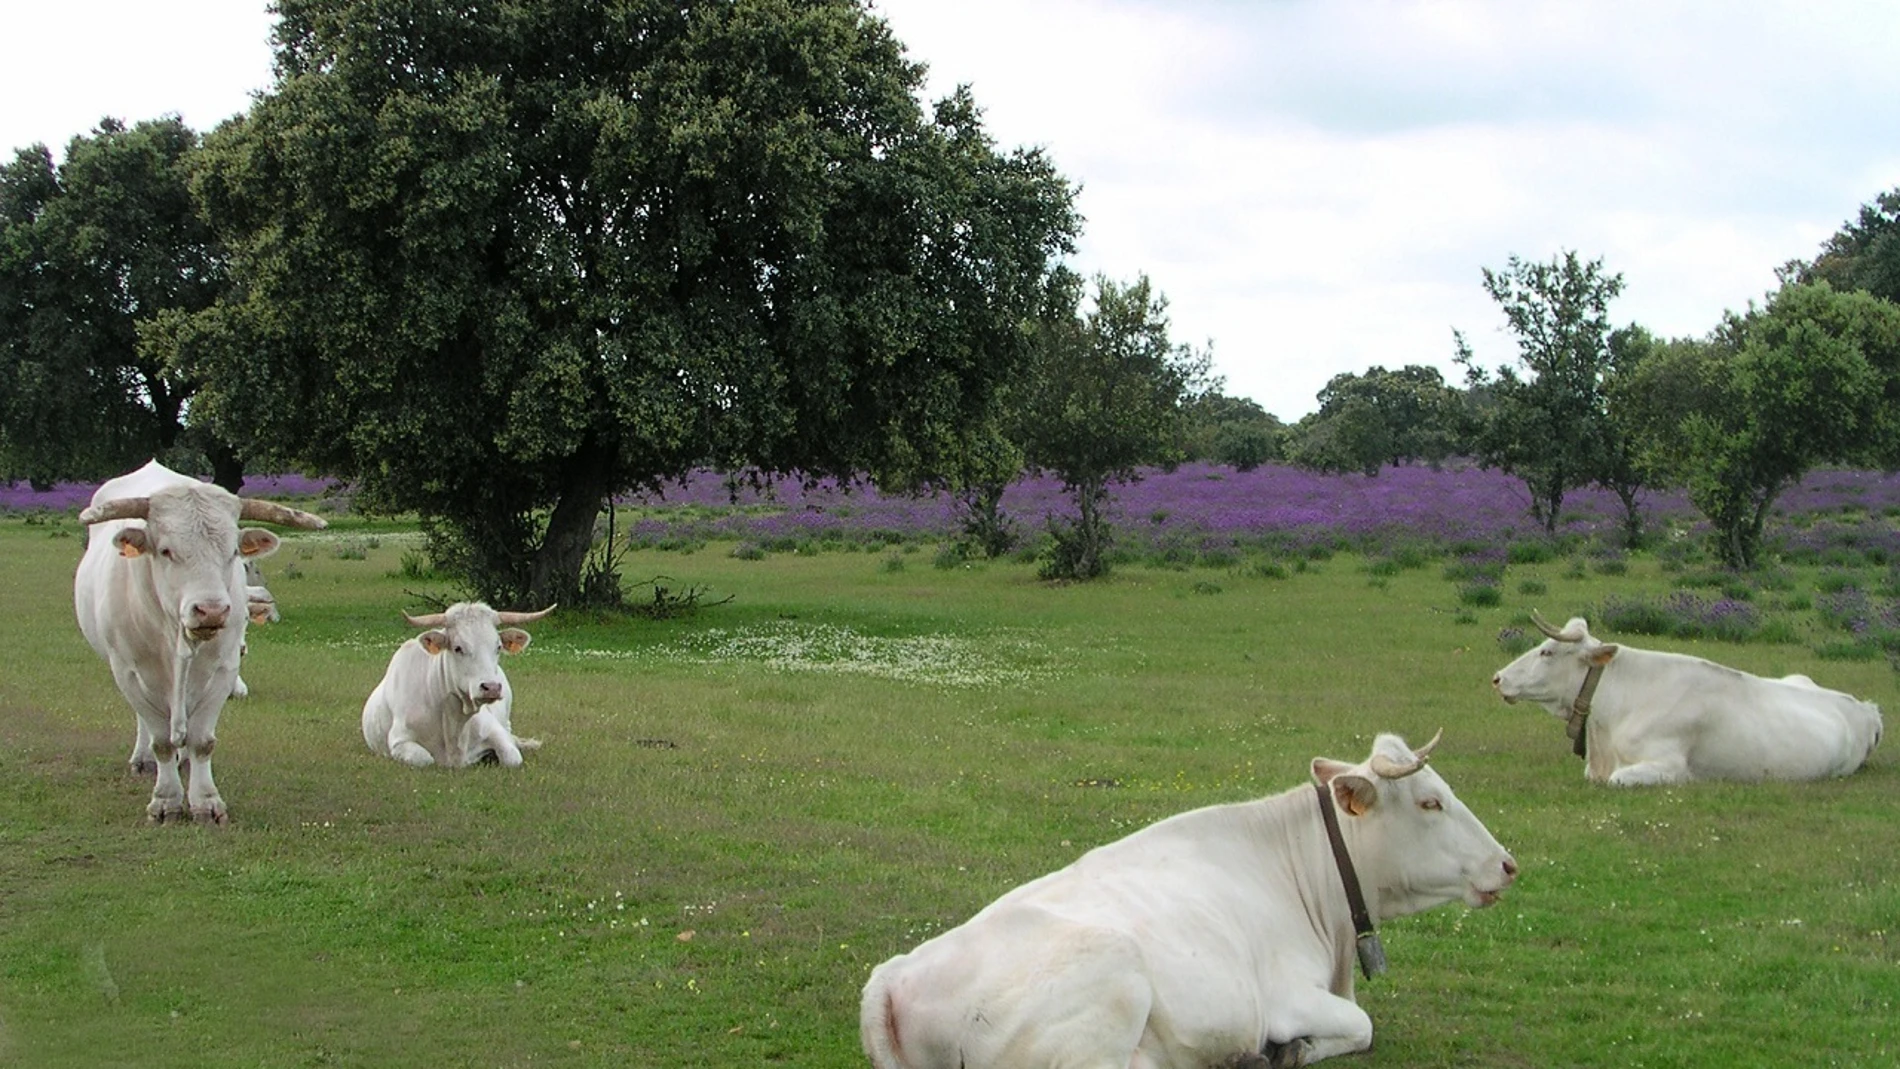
[1620,283,1900,568]
[1455,251,1626,533]
[1288,364,1458,476]
[1181,391,1284,471]
[1018,271,1209,580]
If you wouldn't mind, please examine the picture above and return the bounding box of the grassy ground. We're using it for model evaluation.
[1,515,1895,1067]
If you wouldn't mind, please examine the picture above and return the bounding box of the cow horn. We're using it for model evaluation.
[238,498,328,530]
[78,497,151,525]
[403,611,448,628]
[1369,728,1442,780]
[1529,610,1582,642]
[496,604,556,626]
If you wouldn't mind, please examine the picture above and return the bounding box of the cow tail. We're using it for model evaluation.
[860,978,908,1069]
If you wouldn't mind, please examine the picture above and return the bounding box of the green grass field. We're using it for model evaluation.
[2,514,1896,1067]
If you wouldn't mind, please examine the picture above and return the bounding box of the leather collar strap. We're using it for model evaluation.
[1567,664,1604,760]
[1313,782,1386,978]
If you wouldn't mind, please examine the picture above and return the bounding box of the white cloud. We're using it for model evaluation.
[877,0,1900,417]
[0,0,274,157]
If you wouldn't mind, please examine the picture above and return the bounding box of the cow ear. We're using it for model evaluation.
[238,528,282,559]
[1312,758,1380,816]
[1589,644,1619,666]
[418,630,450,655]
[1331,773,1379,816]
[500,628,531,654]
[113,529,149,558]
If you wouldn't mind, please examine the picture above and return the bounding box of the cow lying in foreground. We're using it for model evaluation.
[1493,612,1883,786]
[74,460,327,822]
[861,733,1516,1068]
[361,602,553,768]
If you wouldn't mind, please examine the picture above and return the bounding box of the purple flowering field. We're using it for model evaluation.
[9,462,1900,558]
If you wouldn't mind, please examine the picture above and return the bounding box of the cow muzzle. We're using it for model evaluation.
[1491,675,1518,704]
[184,601,232,642]
[474,681,504,704]
[1470,855,1519,908]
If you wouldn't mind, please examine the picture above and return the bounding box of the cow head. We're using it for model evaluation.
[1311,732,1517,916]
[1491,612,1619,716]
[80,484,325,644]
[403,602,555,707]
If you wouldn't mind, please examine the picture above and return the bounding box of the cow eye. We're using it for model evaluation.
[1420,798,1443,812]
[452,644,465,655]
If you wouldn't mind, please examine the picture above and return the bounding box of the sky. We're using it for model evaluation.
[6,1,1899,420]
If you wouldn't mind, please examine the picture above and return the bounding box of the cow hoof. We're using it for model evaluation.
[475,749,500,766]
[147,801,187,824]
[192,804,229,825]
[1263,1038,1309,1069]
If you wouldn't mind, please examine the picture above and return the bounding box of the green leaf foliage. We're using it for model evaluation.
[0,119,234,486]
[1621,282,1900,568]
[1016,272,1211,580]
[1455,251,1629,533]
[182,0,1078,606]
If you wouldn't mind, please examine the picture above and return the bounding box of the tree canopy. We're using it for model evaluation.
[174,0,1077,605]
[1017,271,1209,580]
[1619,282,1900,568]
[1785,186,1900,305]
[1455,251,1627,533]
[0,118,235,488]
[1287,364,1458,476]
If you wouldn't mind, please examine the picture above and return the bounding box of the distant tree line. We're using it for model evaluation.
[1169,213,1900,571]
[4,1,1899,593]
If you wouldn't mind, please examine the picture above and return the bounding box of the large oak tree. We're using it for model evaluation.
[177,0,1076,605]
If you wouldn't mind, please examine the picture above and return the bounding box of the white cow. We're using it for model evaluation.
[861,733,1516,1068]
[361,602,553,768]
[74,460,327,822]
[1492,612,1883,786]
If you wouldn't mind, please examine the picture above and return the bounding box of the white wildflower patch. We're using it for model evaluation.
[547,622,1052,688]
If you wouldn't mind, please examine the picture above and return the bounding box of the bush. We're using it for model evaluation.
[1496,626,1535,657]
[1815,640,1883,661]
[1518,579,1548,596]
[1507,541,1555,565]
[1458,583,1502,607]
[1247,559,1290,580]
[1596,591,1761,642]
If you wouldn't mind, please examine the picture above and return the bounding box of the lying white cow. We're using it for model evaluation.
[361,602,553,768]
[861,733,1516,1068]
[1493,612,1883,786]
[74,460,326,822]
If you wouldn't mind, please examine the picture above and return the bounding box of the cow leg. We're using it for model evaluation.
[1271,988,1372,1064]
[462,710,524,768]
[128,718,157,775]
[144,728,189,824]
[1607,756,1690,787]
[387,722,436,767]
[176,690,229,822]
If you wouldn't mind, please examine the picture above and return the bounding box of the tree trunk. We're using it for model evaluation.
[526,462,612,609]
[205,440,246,494]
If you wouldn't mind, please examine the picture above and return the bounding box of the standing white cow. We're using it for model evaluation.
[1492,612,1883,786]
[74,460,327,823]
[861,733,1516,1068]
[361,602,553,768]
